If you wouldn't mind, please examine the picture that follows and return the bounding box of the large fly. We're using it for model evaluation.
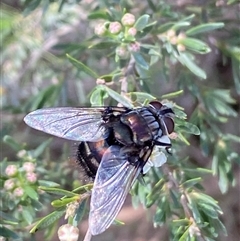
[24,100,175,236]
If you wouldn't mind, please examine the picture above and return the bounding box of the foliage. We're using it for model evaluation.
[1,0,239,241]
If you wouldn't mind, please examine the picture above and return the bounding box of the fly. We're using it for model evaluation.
[24,100,175,235]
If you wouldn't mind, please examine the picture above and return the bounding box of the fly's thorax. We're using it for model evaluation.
[120,108,160,145]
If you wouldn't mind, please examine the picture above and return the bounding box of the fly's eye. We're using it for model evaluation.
[163,117,174,134]
[149,101,163,110]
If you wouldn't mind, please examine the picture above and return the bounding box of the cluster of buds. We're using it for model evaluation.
[95,13,137,37]
[160,29,186,52]
[94,13,140,59]
[4,157,38,198]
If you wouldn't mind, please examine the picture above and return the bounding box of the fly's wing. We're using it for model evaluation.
[24,107,108,141]
[89,145,141,235]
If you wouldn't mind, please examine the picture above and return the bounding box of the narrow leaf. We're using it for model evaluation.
[182,177,202,189]
[0,226,19,239]
[3,135,22,151]
[24,186,38,200]
[186,23,224,36]
[66,54,98,78]
[162,90,184,99]
[178,38,211,54]
[134,14,150,31]
[51,197,78,208]
[102,86,133,108]
[30,208,65,233]
[73,199,87,226]
[129,92,156,102]
[177,53,206,79]
[39,186,78,197]
[132,52,149,70]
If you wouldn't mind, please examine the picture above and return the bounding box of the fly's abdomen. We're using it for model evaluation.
[77,140,109,178]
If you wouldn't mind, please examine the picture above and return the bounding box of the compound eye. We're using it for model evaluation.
[149,101,163,110]
[163,117,174,134]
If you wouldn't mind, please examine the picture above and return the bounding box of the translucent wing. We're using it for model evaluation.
[89,145,141,235]
[24,107,108,141]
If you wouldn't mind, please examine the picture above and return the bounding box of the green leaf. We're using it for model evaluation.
[88,10,110,20]
[172,21,191,31]
[38,180,60,187]
[101,86,133,108]
[182,177,202,189]
[191,192,222,213]
[129,92,156,103]
[198,203,219,219]
[178,132,190,145]
[31,199,43,211]
[22,207,33,225]
[66,54,98,78]
[162,90,184,99]
[232,57,240,94]
[136,21,156,38]
[179,227,189,241]
[186,23,224,36]
[134,14,150,31]
[3,135,22,151]
[132,52,149,70]
[187,195,201,223]
[89,41,118,49]
[176,120,200,135]
[39,186,78,197]
[24,185,38,200]
[23,0,41,16]
[29,138,52,158]
[218,165,229,194]
[23,84,62,111]
[0,226,19,239]
[30,208,65,233]
[183,168,212,176]
[156,22,175,33]
[51,197,78,208]
[177,53,206,79]
[73,199,87,226]
[178,38,211,54]
[0,211,18,223]
[180,14,196,22]
[172,219,190,227]
[90,87,107,106]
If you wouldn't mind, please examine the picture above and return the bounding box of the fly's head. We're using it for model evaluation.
[148,100,175,152]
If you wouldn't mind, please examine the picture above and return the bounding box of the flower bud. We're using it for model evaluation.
[116,46,129,59]
[121,13,135,27]
[177,32,186,41]
[13,187,24,197]
[166,29,176,39]
[169,36,177,45]
[94,23,107,36]
[109,21,122,34]
[26,172,37,183]
[5,165,18,177]
[96,78,105,85]
[17,150,27,158]
[128,42,140,52]
[58,224,79,241]
[177,44,186,52]
[128,27,137,36]
[23,162,35,172]
[4,179,15,190]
